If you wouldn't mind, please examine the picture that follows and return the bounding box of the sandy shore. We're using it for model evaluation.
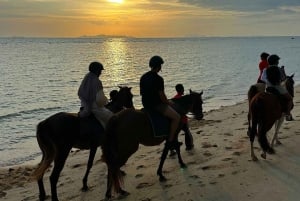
[1,86,300,201]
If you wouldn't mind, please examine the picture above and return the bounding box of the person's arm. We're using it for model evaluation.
[261,68,268,83]
[159,90,174,105]
[96,89,108,107]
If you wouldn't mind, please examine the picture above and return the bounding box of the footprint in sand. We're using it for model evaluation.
[136,182,154,189]
[189,175,199,179]
[203,151,212,157]
[137,165,145,170]
[135,174,143,178]
[221,157,232,161]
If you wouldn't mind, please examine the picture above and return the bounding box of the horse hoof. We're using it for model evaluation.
[267,148,275,154]
[118,189,130,199]
[261,153,266,159]
[276,140,282,145]
[180,163,187,169]
[252,156,258,161]
[159,175,167,182]
[81,186,88,192]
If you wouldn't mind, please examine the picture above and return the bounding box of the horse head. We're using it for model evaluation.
[117,86,134,109]
[285,74,295,97]
[189,89,204,120]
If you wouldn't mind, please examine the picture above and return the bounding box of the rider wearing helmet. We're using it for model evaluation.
[261,55,293,118]
[78,61,113,128]
[140,56,181,149]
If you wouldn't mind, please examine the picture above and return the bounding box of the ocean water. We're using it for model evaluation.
[0,36,300,167]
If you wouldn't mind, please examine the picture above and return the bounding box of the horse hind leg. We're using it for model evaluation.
[249,119,258,161]
[82,146,97,191]
[50,148,71,201]
[258,126,275,160]
[271,116,284,148]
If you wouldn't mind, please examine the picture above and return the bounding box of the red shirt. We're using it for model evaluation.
[173,93,188,123]
[258,60,268,81]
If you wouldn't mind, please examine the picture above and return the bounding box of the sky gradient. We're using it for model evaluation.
[1,0,300,38]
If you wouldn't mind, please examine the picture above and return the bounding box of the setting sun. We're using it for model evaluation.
[108,0,123,3]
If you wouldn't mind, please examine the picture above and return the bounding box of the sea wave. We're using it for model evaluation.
[0,106,62,122]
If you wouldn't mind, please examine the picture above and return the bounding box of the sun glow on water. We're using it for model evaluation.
[108,0,124,3]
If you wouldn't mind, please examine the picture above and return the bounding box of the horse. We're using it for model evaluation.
[247,74,294,161]
[101,90,204,200]
[32,86,133,201]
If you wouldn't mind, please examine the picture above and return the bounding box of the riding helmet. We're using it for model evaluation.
[267,54,280,66]
[89,61,104,75]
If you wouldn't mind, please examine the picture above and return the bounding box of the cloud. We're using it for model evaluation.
[177,0,300,12]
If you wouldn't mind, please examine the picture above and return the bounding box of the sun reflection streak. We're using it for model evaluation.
[101,38,138,89]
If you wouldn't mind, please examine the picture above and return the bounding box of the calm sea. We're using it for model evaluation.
[0,36,300,167]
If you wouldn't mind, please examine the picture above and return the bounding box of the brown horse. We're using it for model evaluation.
[101,90,204,200]
[32,86,133,201]
[247,74,294,161]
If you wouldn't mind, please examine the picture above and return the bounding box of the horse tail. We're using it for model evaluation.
[32,119,56,180]
[248,85,258,103]
[101,115,124,192]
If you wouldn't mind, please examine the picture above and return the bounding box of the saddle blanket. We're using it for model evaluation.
[142,108,170,138]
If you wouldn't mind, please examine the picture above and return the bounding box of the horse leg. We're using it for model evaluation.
[271,116,284,147]
[82,146,97,191]
[249,128,258,161]
[174,145,186,168]
[50,149,70,201]
[157,143,170,182]
[38,176,47,201]
[258,125,274,160]
[105,168,113,200]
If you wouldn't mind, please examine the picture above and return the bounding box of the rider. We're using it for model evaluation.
[140,56,181,149]
[261,54,293,118]
[173,84,194,151]
[257,52,269,83]
[78,61,113,128]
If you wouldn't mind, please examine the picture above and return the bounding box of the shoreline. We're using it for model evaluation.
[1,85,299,201]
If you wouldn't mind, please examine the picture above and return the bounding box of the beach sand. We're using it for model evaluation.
[1,86,300,201]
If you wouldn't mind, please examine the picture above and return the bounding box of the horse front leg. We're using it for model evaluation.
[174,145,186,168]
[82,146,97,191]
[157,143,170,182]
[271,116,284,148]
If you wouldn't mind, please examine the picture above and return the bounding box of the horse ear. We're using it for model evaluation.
[129,87,132,91]
[189,89,192,94]
[200,90,203,95]
[118,85,122,89]
[291,73,294,78]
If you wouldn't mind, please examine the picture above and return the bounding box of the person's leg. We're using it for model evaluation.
[91,106,114,128]
[162,105,180,142]
[182,123,194,150]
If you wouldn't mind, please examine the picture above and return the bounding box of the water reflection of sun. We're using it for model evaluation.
[108,0,124,3]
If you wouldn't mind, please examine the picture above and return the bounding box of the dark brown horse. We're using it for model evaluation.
[101,90,204,200]
[247,74,294,161]
[32,86,133,201]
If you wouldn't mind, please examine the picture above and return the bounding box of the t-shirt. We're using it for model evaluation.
[258,59,268,81]
[173,93,188,123]
[140,71,164,108]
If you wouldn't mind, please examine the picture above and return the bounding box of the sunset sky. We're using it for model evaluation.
[1,0,300,38]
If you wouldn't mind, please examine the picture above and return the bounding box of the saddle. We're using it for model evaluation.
[265,87,288,113]
[78,107,104,140]
[141,108,170,138]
